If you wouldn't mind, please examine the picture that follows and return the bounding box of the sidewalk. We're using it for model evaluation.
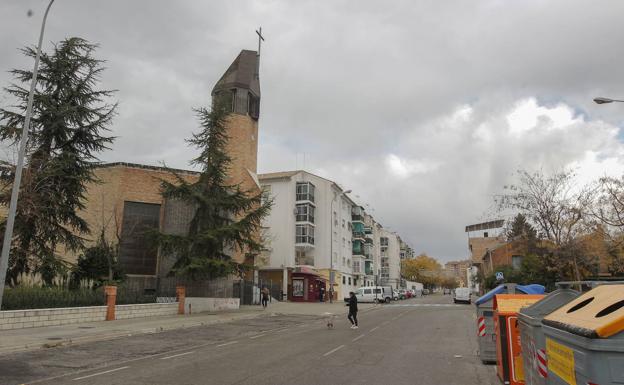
[0,301,378,355]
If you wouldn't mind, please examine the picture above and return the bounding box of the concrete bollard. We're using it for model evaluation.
[104,285,117,321]
[176,286,186,315]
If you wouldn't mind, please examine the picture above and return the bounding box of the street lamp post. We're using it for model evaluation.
[0,0,56,310]
[594,97,624,104]
[329,188,351,303]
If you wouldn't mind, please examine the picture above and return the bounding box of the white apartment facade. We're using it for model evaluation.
[258,171,357,301]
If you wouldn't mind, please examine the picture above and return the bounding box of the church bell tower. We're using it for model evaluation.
[211,49,261,196]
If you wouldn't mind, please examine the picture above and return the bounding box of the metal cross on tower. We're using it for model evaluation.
[256,27,265,57]
[255,27,264,79]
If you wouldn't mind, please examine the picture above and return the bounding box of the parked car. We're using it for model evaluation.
[422,288,430,295]
[392,290,400,301]
[453,287,471,304]
[405,290,413,298]
[443,288,451,295]
[398,289,407,299]
[348,286,393,303]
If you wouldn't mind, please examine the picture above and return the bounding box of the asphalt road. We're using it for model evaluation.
[0,295,498,385]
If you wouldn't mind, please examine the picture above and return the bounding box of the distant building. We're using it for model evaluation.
[444,260,471,286]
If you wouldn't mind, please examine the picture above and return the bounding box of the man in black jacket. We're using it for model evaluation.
[347,291,358,329]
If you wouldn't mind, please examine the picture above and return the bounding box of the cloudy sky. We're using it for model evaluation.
[2,0,624,262]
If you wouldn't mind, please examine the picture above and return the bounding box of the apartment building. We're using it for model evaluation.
[258,170,357,301]
[380,229,402,289]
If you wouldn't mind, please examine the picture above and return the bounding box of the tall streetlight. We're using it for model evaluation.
[0,0,56,310]
[329,188,351,303]
[594,97,624,104]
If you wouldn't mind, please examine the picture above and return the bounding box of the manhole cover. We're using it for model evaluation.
[47,337,63,340]
[78,326,95,329]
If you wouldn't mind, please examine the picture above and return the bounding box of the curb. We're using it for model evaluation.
[0,312,263,356]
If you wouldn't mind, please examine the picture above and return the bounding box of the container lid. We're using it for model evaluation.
[475,283,546,305]
[519,289,580,319]
[542,284,624,338]
[493,294,545,315]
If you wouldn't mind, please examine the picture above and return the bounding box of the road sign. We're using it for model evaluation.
[496,272,504,281]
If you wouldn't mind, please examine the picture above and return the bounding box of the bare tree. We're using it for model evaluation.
[496,169,594,282]
[593,176,624,229]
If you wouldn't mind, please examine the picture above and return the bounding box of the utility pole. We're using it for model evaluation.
[0,0,56,310]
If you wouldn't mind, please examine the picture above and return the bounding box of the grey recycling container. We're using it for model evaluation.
[541,284,624,385]
[518,288,579,385]
[475,283,545,364]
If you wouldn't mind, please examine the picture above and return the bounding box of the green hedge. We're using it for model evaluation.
[1,286,105,310]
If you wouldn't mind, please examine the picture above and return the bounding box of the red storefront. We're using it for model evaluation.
[290,267,328,302]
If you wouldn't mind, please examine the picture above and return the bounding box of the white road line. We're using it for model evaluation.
[73,366,130,381]
[323,345,345,357]
[250,334,267,339]
[160,351,195,360]
[216,341,239,347]
[370,326,379,332]
[352,334,365,342]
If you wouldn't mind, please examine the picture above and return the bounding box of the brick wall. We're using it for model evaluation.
[0,303,178,330]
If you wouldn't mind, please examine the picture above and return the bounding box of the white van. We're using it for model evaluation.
[348,286,393,303]
[453,287,471,304]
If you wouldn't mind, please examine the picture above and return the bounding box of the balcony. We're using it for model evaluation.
[351,206,364,222]
[352,240,364,256]
[295,182,315,203]
[365,261,373,276]
[363,244,373,260]
[364,225,372,234]
[295,224,315,247]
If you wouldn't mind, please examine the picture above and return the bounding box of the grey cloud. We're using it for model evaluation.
[2,0,624,261]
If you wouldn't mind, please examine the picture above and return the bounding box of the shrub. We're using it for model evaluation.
[1,285,105,310]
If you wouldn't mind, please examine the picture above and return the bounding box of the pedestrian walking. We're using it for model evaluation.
[346,291,358,329]
[319,286,325,302]
[261,286,269,309]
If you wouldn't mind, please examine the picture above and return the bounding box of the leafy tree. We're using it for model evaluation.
[154,101,272,279]
[71,230,123,287]
[0,38,116,285]
[401,253,442,288]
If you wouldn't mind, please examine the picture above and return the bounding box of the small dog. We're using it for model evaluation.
[324,312,335,329]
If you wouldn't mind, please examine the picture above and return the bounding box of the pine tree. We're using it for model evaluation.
[0,38,116,285]
[155,101,271,280]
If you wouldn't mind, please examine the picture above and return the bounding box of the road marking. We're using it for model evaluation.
[250,334,267,339]
[370,326,379,332]
[160,351,195,360]
[73,366,130,381]
[352,334,365,342]
[323,345,345,357]
[216,341,239,347]
[384,304,462,308]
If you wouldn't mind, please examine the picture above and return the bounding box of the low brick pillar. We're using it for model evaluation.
[176,286,186,315]
[104,285,117,321]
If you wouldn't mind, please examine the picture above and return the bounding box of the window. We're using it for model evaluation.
[380,237,389,247]
[364,289,371,294]
[295,203,315,223]
[342,237,346,246]
[342,219,345,228]
[348,277,352,285]
[119,201,161,275]
[292,279,304,297]
[342,257,346,265]
[374,288,382,294]
[248,91,260,119]
[295,224,314,244]
[484,232,489,238]
[353,260,361,273]
[343,276,346,284]
[296,182,315,202]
